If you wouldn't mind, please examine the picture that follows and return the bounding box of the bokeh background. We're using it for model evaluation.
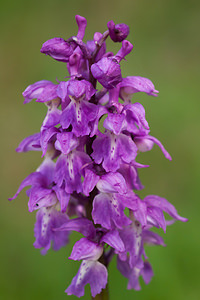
[1,0,200,299]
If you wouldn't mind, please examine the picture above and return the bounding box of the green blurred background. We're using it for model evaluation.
[1,0,199,299]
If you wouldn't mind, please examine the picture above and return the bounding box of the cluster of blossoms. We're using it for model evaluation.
[10,16,187,298]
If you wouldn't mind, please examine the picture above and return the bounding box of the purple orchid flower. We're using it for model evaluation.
[10,15,187,299]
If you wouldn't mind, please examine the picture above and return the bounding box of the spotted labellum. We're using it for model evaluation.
[10,15,187,299]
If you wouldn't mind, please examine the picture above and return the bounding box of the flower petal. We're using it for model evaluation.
[144,195,188,222]
[92,193,131,230]
[9,172,46,201]
[101,230,125,252]
[97,172,127,194]
[66,260,108,298]
[69,238,103,261]
[54,217,96,239]
[33,207,69,254]
[16,133,41,152]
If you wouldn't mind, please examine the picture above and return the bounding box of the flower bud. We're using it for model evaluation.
[40,38,73,62]
[91,57,122,89]
[107,20,129,42]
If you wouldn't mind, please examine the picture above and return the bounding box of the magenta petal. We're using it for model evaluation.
[67,79,96,100]
[147,206,166,232]
[91,57,122,89]
[132,198,147,227]
[57,81,70,103]
[97,172,127,194]
[144,195,188,222]
[90,106,108,137]
[55,132,78,155]
[33,207,69,254]
[16,133,41,152]
[141,262,154,285]
[69,238,103,261]
[76,15,87,40]
[36,158,55,186]
[147,135,172,160]
[135,135,172,160]
[41,104,61,130]
[36,85,58,103]
[117,134,138,163]
[54,217,96,239]
[92,193,131,230]
[66,260,108,298]
[82,168,100,196]
[118,221,143,269]
[53,186,70,213]
[123,102,150,134]
[23,80,58,104]
[119,76,159,101]
[9,172,46,201]
[28,187,57,212]
[103,113,126,135]
[40,127,59,157]
[115,40,133,62]
[117,257,141,291]
[142,230,166,246]
[101,230,125,252]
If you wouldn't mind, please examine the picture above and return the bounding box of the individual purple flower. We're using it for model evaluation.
[107,20,129,42]
[58,80,99,136]
[40,38,73,62]
[92,131,137,172]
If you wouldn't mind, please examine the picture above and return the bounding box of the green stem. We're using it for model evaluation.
[92,284,109,300]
